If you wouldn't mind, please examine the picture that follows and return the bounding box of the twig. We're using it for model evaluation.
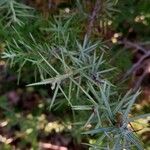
[110,39,149,63]
[132,70,147,92]
[86,0,102,38]
[118,39,148,54]
[116,40,150,91]
[123,51,150,79]
[117,39,150,80]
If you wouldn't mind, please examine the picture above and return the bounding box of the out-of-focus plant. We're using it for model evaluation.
[0,0,33,26]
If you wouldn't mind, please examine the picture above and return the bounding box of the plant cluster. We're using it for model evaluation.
[0,0,150,149]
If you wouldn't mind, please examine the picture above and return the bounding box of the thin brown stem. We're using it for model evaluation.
[123,51,150,79]
[86,0,102,38]
[118,39,148,54]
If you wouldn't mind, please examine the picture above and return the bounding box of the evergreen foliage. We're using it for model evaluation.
[0,0,150,149]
